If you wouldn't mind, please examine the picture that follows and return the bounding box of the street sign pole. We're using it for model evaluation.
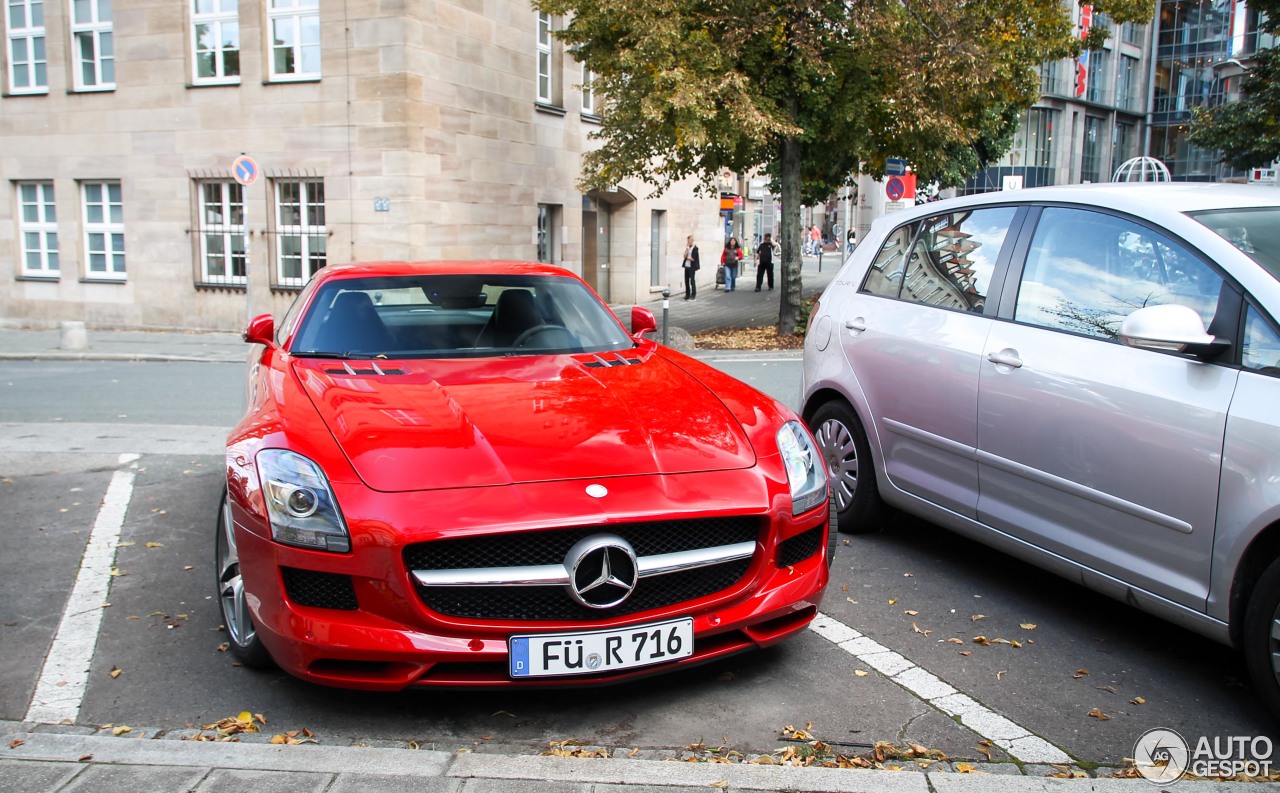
[232,155,260,322]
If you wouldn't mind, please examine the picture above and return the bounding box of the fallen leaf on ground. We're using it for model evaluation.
[946,637,964,644]
[1020,623,1037,630]
[1130,696,1146,705]
[854,670,868,677]
[1087,707,1110,720]
[9,739,25,749]
[1073,669,1089,678]
[972,636,991,646]
[904,610,918,616]
[109,666,121,679]
[111,725,131,736]
[971,614,985,622]
[145,542,164,548]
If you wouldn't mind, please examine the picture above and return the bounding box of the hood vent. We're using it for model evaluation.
[583,353,642,368]
[323,361,405,376]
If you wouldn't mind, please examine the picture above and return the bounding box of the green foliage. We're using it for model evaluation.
[536,0,1152,330]
[1189,0,1280,170]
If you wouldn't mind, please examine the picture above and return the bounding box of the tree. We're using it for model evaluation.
[1189,0,1280,170]
[536,0,1151,334]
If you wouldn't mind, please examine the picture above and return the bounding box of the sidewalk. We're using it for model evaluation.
[2,721,1246,793]
[0,254,841,361]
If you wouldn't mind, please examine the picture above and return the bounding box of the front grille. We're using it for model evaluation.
[405,517,762,622]
[776,525,824,568]
[281,567,358,610]
[418,559,752,621]
[404,517,760,570]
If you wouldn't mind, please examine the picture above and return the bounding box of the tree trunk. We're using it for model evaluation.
[776,136,803,336]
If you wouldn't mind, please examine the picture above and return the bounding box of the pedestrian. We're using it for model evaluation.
[754,232,777,291]
[721,237,743,292]
[680,235,700,301]
[809,225,821,256]
[846,227,857,254]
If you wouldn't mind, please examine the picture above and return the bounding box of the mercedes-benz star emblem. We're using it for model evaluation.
[565,534,638,609]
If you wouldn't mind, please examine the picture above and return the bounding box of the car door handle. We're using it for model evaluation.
[844,318,866,333]
[986,349,1023,368]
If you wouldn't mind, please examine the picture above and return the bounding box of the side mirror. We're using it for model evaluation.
[243,313,277,348]
[630,306,658,339]
[1118,304,1219,356]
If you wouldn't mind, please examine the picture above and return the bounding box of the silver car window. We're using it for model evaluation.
[899,207,1016,313]
[1014,207,1223,340]
[1243,304,1280,376]
[862,222,918,298]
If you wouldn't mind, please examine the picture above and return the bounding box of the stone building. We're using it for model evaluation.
[1,0,720,331]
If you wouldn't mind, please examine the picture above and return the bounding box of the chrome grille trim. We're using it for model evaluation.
[412,540,756,588]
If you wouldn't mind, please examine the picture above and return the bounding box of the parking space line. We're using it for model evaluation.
[25,453,139,725]
[809,612,1072,764]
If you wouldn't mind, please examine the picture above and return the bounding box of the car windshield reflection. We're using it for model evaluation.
[289,274,636,358]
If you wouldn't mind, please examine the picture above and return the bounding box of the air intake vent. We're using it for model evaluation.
[583,354,641,368]
[323,361,405,376]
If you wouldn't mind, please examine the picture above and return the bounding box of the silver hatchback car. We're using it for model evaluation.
[801,183,1280,718]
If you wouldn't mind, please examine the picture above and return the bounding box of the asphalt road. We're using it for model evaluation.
[0,357,1274,772]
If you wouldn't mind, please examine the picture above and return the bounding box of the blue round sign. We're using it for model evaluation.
[232,155,259,186]
[885,177,905,201]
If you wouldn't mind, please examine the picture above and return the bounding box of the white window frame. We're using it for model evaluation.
[81,180,125,280]
[17,181,59,277]
[191,0,240,85]
[267,0,320,82]
[536,12,553,104]
[197,180,248,286]
[69,0,114,91]
[6,0,48,94]
[273,178,326,287]
[582,68,597,115]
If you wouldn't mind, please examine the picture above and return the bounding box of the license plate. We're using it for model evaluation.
[509,618,694,678]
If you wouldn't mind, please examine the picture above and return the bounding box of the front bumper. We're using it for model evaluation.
[230,468,830,690]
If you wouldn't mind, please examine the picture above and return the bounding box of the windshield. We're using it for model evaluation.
[1188,207,1280,280]
[289,273,636,358]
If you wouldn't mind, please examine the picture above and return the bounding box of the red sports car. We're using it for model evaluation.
[218,261,833,689]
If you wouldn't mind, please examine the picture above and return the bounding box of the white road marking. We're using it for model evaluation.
[809,612,1072,764]
[25,453,140,725]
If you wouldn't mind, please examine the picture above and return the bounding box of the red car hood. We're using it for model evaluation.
[292,353,756,492]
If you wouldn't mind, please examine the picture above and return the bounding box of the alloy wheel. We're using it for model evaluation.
[815,418,859,513]
[216,496,255,649]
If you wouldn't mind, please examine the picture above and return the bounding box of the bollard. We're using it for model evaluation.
[661,288,670,346]
[60,320,88,350]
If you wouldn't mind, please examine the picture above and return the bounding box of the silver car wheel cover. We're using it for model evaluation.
[1270,609,1280,684]
[217,496,256,648]
[816,418,858,512]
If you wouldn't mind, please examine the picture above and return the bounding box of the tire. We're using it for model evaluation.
[215,488,273,669]
[808,400,885,534]
[1243,557,1280,721]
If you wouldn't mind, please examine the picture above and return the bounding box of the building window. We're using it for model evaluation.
[1085,47,1109,105]
[267,0,320,81]
[582,68,597,115]
[650,210,665,287]
[70,0,114,90]
[6,0,47,93]
[536,12,554,104]
[1113,121,1135,170]
[1116,54,1139,111]
[82,181,125,279]
[1081,116,1104,183]
[536,203,559,263]
[197,181,247,286]
[17,181,58,276]
[273,179,326,287]
[191,0,240,84]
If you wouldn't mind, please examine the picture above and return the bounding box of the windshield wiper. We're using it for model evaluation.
[290,350,391,359]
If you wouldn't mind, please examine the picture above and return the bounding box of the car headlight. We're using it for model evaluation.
[257,449,350,553]
[778,420,827,516]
